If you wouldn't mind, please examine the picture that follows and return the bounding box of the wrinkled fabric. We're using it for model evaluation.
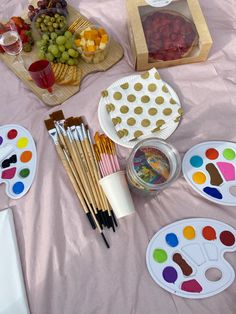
[0,0,236,313]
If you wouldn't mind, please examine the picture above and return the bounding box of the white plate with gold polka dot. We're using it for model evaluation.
[98,75,181,148]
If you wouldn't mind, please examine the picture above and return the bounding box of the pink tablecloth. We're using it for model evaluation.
[0,0,236,313]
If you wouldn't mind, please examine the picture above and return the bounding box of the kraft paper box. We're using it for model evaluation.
[126,0,213,70]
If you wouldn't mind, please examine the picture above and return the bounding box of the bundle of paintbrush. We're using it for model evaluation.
[93,132,121,177]
[44,110,118,249]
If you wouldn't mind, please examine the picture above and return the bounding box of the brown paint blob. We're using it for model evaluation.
[173,253,193,276]
[220,230,235,246]
[20,151,32,163]
[206,163,223,186]
[202,226,217,241]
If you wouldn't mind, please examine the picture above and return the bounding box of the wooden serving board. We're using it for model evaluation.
[0,4,124,106]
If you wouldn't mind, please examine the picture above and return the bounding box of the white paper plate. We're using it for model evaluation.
[98,75,181,148]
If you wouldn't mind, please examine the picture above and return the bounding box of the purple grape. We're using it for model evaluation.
[28,5,35,11]
[35,8,40,14]
[56,2,62,8]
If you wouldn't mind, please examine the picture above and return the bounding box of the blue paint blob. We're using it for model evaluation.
[203,187,223,200]
[12,182,24,195]
[190,155,203,168]
[165,233,179,247]
[0,136,3,145]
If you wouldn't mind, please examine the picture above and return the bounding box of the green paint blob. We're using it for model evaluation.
[19,168,30,178]
[223,148,235,160]
[153,248,168,263]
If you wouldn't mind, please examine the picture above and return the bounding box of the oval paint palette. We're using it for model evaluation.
[146,218,236,299]
[0,124,37,199]
[182,141,236,206]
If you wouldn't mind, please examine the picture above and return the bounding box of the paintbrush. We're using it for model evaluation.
[44,119,110,248]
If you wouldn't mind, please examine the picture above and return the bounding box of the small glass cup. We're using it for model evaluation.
[126,138,181,195]
[28,59,62,103]
[0,21,24,69]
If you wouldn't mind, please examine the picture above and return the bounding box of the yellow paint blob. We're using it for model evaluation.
[17,137,28,149]
[183,226,196,240]
[192,172,206,184]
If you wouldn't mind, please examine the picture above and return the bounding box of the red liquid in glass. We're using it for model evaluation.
[28,60,55,93]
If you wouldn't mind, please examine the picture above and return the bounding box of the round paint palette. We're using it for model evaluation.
[146,218,236,299]
[182,141,236,206]
[0,124,37,199]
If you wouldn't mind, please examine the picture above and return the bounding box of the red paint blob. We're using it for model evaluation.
[205,148,219,160]
[220,230,235,246]
[202,226,217,241]
[7,129,18,140]
[1,167,16,179]
[181,279,203,293]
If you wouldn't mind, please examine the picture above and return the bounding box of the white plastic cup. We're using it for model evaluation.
[99,170,135,219]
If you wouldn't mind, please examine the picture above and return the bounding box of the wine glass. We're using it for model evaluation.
[0,21,24,68]
[28,59,62,103]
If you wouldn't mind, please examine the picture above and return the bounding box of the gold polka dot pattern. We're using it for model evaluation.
[127,118,136,126]
[156,120,165,128]
[120,83,129,89]
[141,119,151,127]
[148,108,158,116]
[127,94,136,102]
[120,106,129,114]
[155,96,164,105]
[141,71,149,79]
[134,83,143,91]
[134,107,143,114]
[141,95,150,103]
[154,72,160,80]
[134,130,143,138]
[113,92,122,100]
[102,90,108,97]
[148,83,157,92]
[162,85,169,93]
[170,98,177,104]
[163,108,172,116]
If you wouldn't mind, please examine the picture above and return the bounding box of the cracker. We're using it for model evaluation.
[57,64,68,82]
[71,68,83,86]
[58,65,74,85]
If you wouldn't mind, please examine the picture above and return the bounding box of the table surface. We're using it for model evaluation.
[0,0,236,313]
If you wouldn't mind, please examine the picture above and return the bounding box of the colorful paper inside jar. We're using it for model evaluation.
[126,138,181,194]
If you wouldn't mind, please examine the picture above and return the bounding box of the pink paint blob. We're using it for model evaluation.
[216,162,235,181]
[181,279,203,293]
[1,167,16,179]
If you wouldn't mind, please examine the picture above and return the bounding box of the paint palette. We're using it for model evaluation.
[182,141,236,206]
[0,124,37,199]
[146,218,236,299]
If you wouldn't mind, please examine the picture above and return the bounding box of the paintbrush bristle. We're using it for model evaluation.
[77,116,83,125]
[65,117,75,127]
[44,119,55,131]
[50,110,65,121]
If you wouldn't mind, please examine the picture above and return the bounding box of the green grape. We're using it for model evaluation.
[36,22,40,29]
[74,51,79,58]
[38,51,45,59]
[50,32,57,40]
[48,21,52,26]
[56,36,66,45]
[46,52,54,62]
[59,58,65,63]
[58,45,65,52]
[51,17,55,22]
[42,34,50,41]
[67,58,75,66]
[53,23,59,29]
[48,44,54,52]
[62,51,69,61]
[68,48,77,58]
[65,41,73,49]
[59,22,65,29]
[36,40,43,48]
[51,45,59,56]
[73,59,79,66]
[48,26,54,32]
[55,13,60,18]
[64,31,72,39]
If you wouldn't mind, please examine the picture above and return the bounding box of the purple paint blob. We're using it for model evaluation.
[0,136,3,145]
[163,266,178,283]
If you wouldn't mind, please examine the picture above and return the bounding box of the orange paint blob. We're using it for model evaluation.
[205,148,219,160]
[202,226,216,241]
[20,151,32,163]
